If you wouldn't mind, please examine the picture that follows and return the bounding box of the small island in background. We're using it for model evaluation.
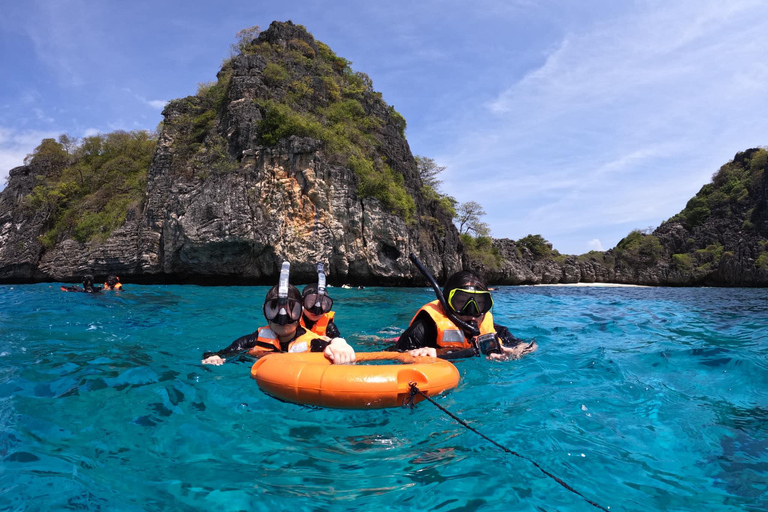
[1,21,766,287]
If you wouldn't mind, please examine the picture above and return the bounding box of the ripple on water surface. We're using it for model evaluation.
[0,284,767,511]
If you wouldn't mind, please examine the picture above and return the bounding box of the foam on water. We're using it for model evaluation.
[0,284,766,511]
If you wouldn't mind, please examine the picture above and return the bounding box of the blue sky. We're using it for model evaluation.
[2,0,767,255]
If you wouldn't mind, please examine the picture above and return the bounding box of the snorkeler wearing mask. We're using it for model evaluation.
[104,275,123,291]
[300,263,342,338]
[201,262,355,366]
[396,270,537,360]
[61,274,103,293]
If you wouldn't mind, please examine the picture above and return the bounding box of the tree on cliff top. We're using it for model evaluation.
[415,156,445,189]
[415,155,457,219]
[24,131,157,248]
[456,201,490,236]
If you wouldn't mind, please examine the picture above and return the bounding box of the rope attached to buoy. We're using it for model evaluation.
[404,383,610,512]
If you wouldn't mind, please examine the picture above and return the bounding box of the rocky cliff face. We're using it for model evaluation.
[0,21,461,285]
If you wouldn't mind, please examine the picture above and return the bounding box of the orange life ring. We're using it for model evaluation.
[250,351,460,409]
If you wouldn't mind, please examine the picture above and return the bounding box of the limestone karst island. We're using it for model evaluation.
[1,21,767,286]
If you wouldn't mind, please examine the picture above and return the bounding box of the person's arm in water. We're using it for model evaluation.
[490,324,537,360]
[201,332,264,365]
[203,332,355,365]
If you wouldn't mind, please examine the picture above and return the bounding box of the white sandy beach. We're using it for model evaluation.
[525,282,651,288]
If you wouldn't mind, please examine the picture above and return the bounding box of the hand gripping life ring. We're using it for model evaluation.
[250,351,460,409]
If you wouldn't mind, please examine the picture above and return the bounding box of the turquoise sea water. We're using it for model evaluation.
[1,283,767,511]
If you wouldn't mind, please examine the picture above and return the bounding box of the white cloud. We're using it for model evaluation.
[146,100,168,110]
[33,108,54,123]
[0,127,59,185]
[587,239,603,251]
[121,88,167,111]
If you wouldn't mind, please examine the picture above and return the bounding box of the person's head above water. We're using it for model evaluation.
[81,275,95,288]
[106,275,120,287]
[262,284,303,326]
[442,270,494,319]
[302,283,334,317]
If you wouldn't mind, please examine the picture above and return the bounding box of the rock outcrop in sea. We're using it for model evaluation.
[0,21,461,285]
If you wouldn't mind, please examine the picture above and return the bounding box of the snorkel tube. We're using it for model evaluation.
[271,261,292,325]
[278,261,290,300]
[408,253,480,338]
[316,263,326,296]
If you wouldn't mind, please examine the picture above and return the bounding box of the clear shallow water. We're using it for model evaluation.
[1,284,767,512]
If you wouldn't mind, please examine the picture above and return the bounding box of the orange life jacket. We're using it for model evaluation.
[300,311,335,337]
[248,326,317,356]
[104,282,123,290]
[411,300,496,349]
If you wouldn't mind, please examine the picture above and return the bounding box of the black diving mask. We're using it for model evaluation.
[263,261,301,325]
[263,298,302,325]
[304,263,333,315]
[303,294,333,315]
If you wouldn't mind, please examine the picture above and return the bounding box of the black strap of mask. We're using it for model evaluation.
[409,253,480,337]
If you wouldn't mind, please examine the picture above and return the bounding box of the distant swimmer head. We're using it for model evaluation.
[263,262,302,326]
[302,263,333,316]
[81,274,95,287]
[106,275,119,287]
[443,271,493,318]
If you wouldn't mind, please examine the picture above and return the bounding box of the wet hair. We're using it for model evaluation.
[106,275,119,286]
[81,275,95,287]
[264,284,302,303]
[302,283,332,298]
[442,270,488,298]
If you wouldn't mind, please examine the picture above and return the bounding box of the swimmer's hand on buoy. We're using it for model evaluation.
[408,347,437,358]
[324,337,356,365]
[202,355,225,365]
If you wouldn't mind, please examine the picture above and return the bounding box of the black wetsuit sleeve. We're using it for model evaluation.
[325,320,341,339]
[310,338,331,352]
[202,332,262,359]
[396,311,439,351]
[495,324,524,347]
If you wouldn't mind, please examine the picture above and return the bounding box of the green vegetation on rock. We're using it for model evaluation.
[516,234,555,259]
[672,148,767,228]
[614,229,664,265]
[672,253,695,272]
[164,71,237,179]
[232,24,414,220]
[25,132,157,247]
[461,233,503,271]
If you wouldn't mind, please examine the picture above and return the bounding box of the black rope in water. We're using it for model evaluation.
[404,383,610,512]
